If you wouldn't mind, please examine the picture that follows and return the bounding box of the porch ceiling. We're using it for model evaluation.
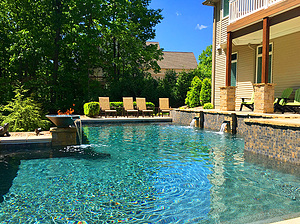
[233,16,300,45]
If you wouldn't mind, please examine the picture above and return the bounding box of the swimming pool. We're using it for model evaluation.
[0,123,299,223]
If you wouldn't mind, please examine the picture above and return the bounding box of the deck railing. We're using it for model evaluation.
[229,0,283,23]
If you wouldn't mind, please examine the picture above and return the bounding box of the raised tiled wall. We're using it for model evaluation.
[244,122,300,165]
[171,110,300,165]
[170,110,196,126]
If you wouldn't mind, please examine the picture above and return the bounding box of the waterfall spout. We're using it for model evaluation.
[190,118,196,127]
[74,118,83,145]
[219,121,229,133]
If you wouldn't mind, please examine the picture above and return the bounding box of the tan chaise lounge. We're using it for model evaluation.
[99,97,117,117]
[136,97,153,117]
[159,98,171,117]
[123,97,138,117]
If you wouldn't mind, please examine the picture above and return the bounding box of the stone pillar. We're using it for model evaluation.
[253,83,275,113]
[50,127,77,147]
[220,86,236,111]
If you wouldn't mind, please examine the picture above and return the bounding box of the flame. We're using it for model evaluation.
[57,108,74,115]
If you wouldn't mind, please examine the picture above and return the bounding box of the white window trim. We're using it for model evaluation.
[255,43,273,83]
[231,52,238,86]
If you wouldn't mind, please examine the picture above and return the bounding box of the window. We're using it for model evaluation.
[223,0,229,18]
[231,53,237,86]
[256,43,273,83]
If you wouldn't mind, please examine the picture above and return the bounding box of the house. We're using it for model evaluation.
[203,0,300,112]
[146,42,198,79]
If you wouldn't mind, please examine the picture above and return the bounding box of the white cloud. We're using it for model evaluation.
[195,24,208,30]
[176,11,182,16]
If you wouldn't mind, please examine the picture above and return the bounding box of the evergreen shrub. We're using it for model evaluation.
[203,103,214,109]
[84,102,100,117]
[200,78,211,105]
[1,86,50,132]
[185,76,202,108]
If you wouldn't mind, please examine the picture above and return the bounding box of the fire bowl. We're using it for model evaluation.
[46,115,80,128]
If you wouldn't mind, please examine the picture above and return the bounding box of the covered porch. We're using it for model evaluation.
[221,1,300,113]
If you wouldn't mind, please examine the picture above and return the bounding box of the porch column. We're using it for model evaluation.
[220,32,236,111]
[253,17,274,113]
[261,17,270,83]
[253,83,275,113]
[226,32,232,86]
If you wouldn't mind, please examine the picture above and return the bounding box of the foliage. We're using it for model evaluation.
[145,102,155,109]
[200,78,212,105]
[156,70,177,106]
[173,71,197,107]
[1,85,50,132]
[203,103,214,109]
[110,102,124,108]
[185,76,202,108]
[84,102,100,117]
[0,0,163,114]
[197,45,212,80]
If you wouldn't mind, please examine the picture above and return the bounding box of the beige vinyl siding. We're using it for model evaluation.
[272,31,300,99]
[233,45,256,110]
[214,2,229,108]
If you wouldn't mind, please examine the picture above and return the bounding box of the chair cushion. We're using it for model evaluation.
[285,102,300,106]
[105,110,117,112]
[126,110,138,112]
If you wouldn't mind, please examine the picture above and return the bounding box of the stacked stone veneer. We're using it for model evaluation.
[220,86,236,111]
[253,83,275,113]
[171,110,300,165]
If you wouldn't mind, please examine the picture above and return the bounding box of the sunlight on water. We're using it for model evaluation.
[0,124,299,223]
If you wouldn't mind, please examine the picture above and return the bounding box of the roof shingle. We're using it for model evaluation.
[158,51,197,70]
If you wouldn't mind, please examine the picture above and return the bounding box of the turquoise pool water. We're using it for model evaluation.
[0,123,299,223]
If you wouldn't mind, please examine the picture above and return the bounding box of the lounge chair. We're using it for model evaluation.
[136,98,153,117]
[99,97,117,117]
[240,92,254,111]
[0,123,10,137]
[282,88,300,113]
[159,98,171,117]
[273,88,293,113]
[123,97,138,117]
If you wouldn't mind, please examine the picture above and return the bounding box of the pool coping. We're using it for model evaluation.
[80,116,172,124]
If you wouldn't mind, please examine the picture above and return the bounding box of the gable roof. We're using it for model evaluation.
[158,51,197,70]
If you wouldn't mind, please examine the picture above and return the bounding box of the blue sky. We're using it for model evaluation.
[149,0,213,63]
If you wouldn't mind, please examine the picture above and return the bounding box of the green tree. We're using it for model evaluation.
[185,76,202,108]
[200,78,211,104]
[174,71,196,107]
[197,45,212,80]
[0,0,163,114]
[157,70,177,106]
